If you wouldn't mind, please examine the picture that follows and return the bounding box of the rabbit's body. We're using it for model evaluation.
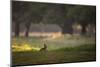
[40,43,47,51]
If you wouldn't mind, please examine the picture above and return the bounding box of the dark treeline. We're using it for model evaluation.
[12,1,96,37]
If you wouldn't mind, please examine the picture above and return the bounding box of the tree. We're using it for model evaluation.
[12,1,48,37]
[24,2,48,37]
[12,1,29,37]
[12,1,96,36]
[41,4,73,34]
[67,5,96,34]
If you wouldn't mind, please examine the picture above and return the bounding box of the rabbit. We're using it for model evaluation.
[40,43,47,51]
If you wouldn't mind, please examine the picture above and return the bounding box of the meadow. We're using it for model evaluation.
[12,35,96,66]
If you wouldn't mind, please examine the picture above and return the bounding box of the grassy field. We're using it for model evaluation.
[12,35,96,66]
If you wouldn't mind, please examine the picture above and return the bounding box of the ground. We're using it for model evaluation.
[12,35,96,66]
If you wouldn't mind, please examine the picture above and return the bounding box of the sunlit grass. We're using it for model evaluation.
[12,41,41,52]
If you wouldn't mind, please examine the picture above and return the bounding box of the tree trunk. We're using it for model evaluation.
[81,24,86,34]
[61,25,73,34]
[25,23,31,37]
[42,5,73,34]
[25,27,30,37]
[62,19,74,34]
[15,22,20,37]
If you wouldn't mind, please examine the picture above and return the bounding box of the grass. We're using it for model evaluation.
[12,36,96,66]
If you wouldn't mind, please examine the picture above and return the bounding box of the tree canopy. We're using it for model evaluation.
[12,1,96,37]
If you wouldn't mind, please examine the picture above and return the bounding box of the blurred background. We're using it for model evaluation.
[12,1,96,38]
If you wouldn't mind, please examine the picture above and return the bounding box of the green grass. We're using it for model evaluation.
[12,36,96,66]
[12,36,96,50]
[12,44,96,65]
[55,44,96,52]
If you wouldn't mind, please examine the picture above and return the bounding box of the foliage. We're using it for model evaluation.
[12,1,96,36]
[67,5,96,24]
